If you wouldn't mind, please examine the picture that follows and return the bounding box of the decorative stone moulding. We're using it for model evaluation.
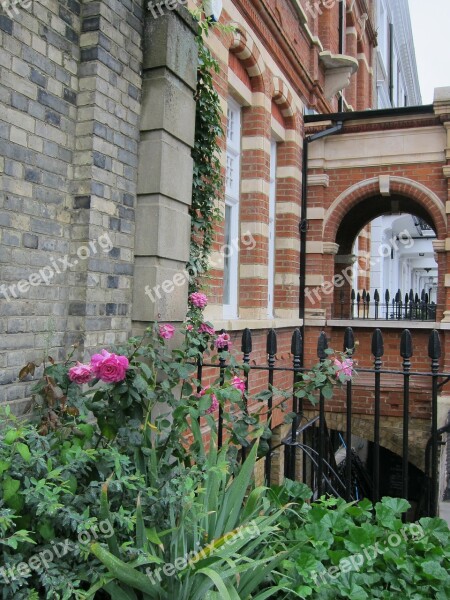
[323,242,340,255]
[433,86,450,117]
[289,0,308,24]
[433,240,446,253]
[319,51,359,100]
[308,173,330,188]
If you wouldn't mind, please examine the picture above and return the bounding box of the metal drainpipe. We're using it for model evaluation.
[299,121,344,366]
[389,23,394,105]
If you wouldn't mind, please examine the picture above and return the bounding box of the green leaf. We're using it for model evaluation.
[91,543,163,597]
[104,582,139,600]
[98,416,118,440]
[16,442,32,463]
[321,385,334,399]
[216,441,259,537]
[379,497,410,515]
[197,567,232,599]
[3,476,20,502]
[4,430,19,445]
[146,527,163,548]
[100,483,121,557]
[38,521,55,541]
[0,460,11,475]
[78,424,95,441]
[136,495,145,550]
[422,560,449,580]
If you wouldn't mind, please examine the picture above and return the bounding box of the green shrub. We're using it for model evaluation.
[263,482,450,600]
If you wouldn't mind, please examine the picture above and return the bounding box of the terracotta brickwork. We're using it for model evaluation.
[198,0,450,474]
[202,0,376,331]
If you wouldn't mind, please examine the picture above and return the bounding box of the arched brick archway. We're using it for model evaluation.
[323,176,447,244]
[304,410,430,471]
[316,176,447,322]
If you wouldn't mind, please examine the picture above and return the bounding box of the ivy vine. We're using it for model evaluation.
[187,28,224,294]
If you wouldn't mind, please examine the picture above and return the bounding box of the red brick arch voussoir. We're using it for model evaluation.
[323,176,447,243]
[228,25,266,94]
[271,76,297,129]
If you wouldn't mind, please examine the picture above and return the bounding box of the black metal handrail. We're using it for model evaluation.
[336,288,437,321]
[195,327,449,517]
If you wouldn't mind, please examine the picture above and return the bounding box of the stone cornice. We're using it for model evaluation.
[305,117,440,136]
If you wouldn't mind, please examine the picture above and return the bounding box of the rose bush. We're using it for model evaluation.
[11,289,362,598]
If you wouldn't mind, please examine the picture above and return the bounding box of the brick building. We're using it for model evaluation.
[1,1,450,501]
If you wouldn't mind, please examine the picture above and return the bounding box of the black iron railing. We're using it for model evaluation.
[196,327,449,517]
[337,288,437,321]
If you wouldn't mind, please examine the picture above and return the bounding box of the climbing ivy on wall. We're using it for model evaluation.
[187,28,224,293]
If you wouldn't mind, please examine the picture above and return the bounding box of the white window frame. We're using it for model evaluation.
[267,141,277,318]
[223,97,241,320]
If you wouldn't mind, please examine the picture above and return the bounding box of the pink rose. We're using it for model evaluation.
[159,324,175,339]
[231,376,246,394]
[206,396,219,414]
[90,350,129,383]
[189,292,208,309]
[198,323,215,336]
[334,358,353,379]
[197,387,219,414]
[215,333,231,349]
[68,362,93,385]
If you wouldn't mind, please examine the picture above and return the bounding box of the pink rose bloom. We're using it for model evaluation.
[215,333,231,349]
[231,376,246,394]
[206,395,219,414]
[159,324,175,339]
[68,362,93,385]
[90,350,129,383]
[189,292,208,309]
[197,387,219,414]
[199,323,215,336]
[334,358,353,379]
[186,324,194,331]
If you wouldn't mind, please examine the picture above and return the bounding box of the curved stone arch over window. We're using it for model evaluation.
[229,25,266,93]
[323,176,447,244]
[271,76,297,129]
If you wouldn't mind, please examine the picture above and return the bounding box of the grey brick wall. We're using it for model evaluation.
[69,0,144,351]
[0,0,145,412]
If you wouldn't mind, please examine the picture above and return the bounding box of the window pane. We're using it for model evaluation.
[223,204,232,305]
